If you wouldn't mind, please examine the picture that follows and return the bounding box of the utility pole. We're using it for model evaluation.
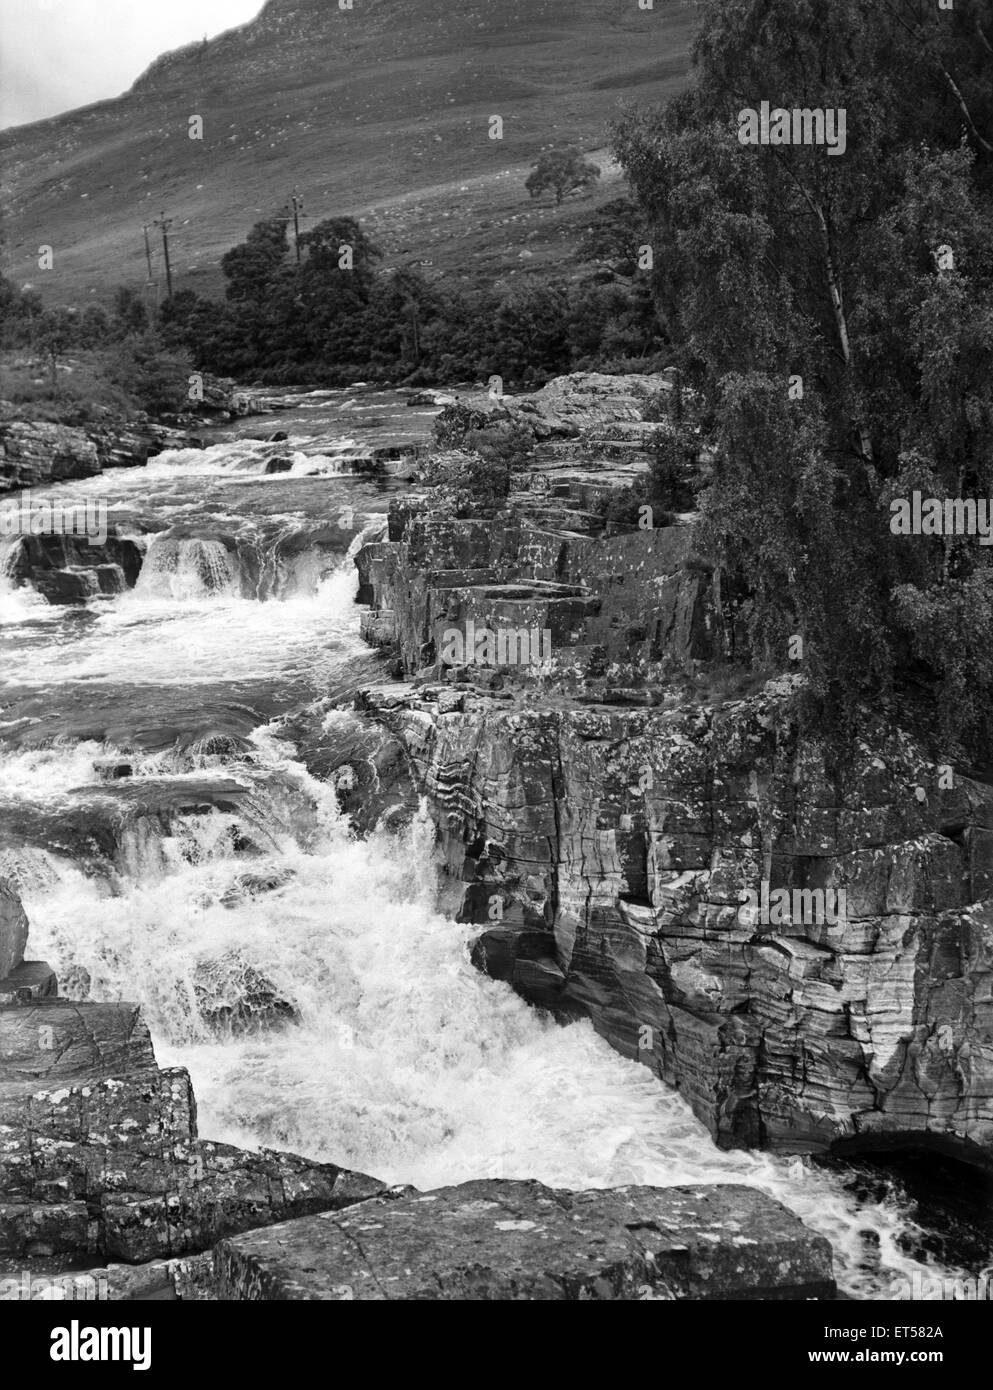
[286,189,303,263]
[142,223,155,281]
[154,212,174,299]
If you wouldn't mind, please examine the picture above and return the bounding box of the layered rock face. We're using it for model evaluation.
[353,373,993,1170]
[0,419,192,495]
[1,528,147,604]
[0,879,387,1263]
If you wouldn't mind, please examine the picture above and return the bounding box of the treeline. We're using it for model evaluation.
[2,202,663,393]
[152,207,664,387]
[614,0,993,763]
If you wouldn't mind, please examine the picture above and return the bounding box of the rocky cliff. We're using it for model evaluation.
[351,373,993,1172]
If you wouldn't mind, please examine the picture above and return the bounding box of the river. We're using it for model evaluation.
[0,388,986,1299]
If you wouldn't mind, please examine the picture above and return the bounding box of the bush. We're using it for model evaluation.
[416,448,512,516]
[104,334,194,415]
[432,401,497,449]
[648,423,699,514]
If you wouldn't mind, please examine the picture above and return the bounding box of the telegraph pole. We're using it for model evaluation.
[286,189,303,263]
[154,213,174,299]
[142,224,155,281]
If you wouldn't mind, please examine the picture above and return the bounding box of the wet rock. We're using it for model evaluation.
[0,686,273,758]
[87,420,191,469]
[32,568,101,604]
[0,777,257,879]
[0,997,389,1262]
[280,709,419,836]
[211,1179,834,1301]
[0,962,59,1006]
[0,422,100,490]
[0,879,28,981]
[406,390,454,407]
[0,418,195,494]
[219,868,293,908]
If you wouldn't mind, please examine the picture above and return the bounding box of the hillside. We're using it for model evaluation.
[0,0,694,305]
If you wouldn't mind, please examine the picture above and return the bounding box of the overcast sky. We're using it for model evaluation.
[0,0,264,129]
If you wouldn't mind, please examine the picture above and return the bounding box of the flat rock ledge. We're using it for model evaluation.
[212,1179,835,1301]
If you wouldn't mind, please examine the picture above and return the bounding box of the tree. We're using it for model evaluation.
[579,197,646,274]
[220,217,291,303]
[613,0,993,757]
[105,332,194,414]
[35,308,77,391]
[113,286,148,336]
[78,303,110,348]
[525,147,601,205]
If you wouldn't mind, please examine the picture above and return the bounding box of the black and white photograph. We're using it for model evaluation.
[0,0,991,1355]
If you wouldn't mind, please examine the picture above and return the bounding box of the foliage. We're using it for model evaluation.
[433,402,497,448]
[103,333,194,415]
[415,447,512,516]
[525,147,602,205]
[613,0,993,759]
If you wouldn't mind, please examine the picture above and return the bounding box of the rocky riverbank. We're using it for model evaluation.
[3,369,984,1300]
[0,374,274,496]
[349,371,993,1173]
[0,876,833,1299]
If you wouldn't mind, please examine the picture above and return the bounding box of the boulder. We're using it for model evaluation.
[0,880,28,981]
[0,997,389,1262]
[211,1179,835,1300]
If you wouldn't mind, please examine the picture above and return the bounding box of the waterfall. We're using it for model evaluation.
[9,729,965,1301]
[135,536,241,601]
[1,396,976,1303]
[0,535,46,624]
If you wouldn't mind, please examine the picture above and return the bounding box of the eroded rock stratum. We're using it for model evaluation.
[353,373,993,1170]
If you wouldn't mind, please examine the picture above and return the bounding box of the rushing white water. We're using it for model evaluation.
[136,536,241,602]
[12,732,958,1301]
[0,442,976,1301]
[7,565,365,686]
[146,437,388,478]
[0,536,52,626]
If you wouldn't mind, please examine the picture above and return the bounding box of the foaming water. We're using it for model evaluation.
[136,536,241,601]
[8,566,365,686]
[15,730,965,1301]
[0,536,53,626]
[1,406,975,1301]
[147,438,399,479]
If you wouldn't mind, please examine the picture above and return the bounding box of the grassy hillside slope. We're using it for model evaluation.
[0,0,693,303]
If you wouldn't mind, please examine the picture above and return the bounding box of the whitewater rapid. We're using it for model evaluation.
[0,444,975,1300]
